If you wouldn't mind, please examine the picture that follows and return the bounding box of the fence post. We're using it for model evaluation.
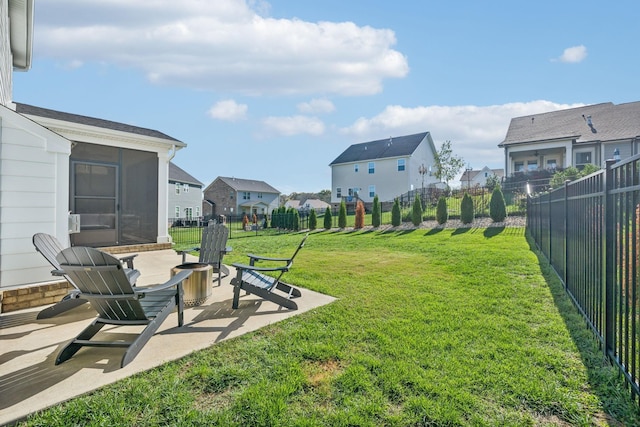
[564,179,569,288]
[604,159,616,357]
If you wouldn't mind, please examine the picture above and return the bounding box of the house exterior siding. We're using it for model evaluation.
[0,106,71,288]
[168,162,203,221]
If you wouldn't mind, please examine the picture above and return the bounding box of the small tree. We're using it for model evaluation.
[460,192,474,224]
[436,196,448,225]
[485,174,500,192]
[391,198,401,226]
[412,194,423,226]
[355,200,365,229]
[489,185,507,222]
[371,194,381,227]
[338,200,347,229]
[434,140,465,191]
[309,209,317,230]
[323,207,333,229]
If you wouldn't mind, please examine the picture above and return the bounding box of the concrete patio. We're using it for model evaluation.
[0,249,335,425]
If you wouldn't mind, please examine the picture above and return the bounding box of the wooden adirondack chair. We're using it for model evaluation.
[176,223,231,285]
[230,233,308,310]
[32,233,140,319]
[55,246,192,368]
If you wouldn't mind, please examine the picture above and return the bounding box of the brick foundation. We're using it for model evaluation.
[1,281,73,313]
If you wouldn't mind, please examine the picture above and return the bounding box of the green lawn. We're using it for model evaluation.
[21,228,640,426]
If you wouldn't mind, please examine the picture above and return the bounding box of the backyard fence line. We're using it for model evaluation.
[527,157,640,403]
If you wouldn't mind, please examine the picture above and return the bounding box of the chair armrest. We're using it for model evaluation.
[223,246,232,254]
[119,254,138,269]
[135,270,193,294]
[232,262,289,273]
[246,253,291,263]
[176,247,200,264]
[125,268,141,284]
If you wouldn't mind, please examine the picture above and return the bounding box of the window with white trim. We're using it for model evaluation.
[397,159,405,171]
[175,206,180,218]
[175,183,180,195]
[369,185,375,197]
[336,187,342,198]
[243,191,250,200]
[183,184,189,193]
[575,151,592,170]
[185,207,193,219]
[354,164,359,173]
[527,160,538,171]
[195,207,201,217]
[368,162,375,174]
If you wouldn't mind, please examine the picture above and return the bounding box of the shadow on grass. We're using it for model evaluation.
[452,227,471,236]
[526,232,640,424]
[425,228,444,236]
[483,227,505,238]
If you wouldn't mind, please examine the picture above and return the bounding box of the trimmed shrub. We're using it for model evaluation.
[372,195,381,227]
[490,185,507,222]
[338,200,347,229]
[309,209,317,230]
[293,209,300,231]
[323,207,332,229]
[436,196,448,225]
[412,194,423,226]
[355,200,365,229]
[460,192,474,224]
[391,198,401,226]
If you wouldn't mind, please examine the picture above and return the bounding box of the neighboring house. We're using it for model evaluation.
[499,102,640,176]
[169,161,203,221]
[299,199,330,213]
[284,200,301,210]
[203,177,280,217]
[460,167,504,189]
[330,131,438,203]
[0,0,186,294]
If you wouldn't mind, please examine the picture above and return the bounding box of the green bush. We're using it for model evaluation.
[309,209,317,230]
[460,192,474,224]
[436,196,448,225]
[391,198,401,226]
[372,195,381,227]
[323,207,332,229]
[293,209,300,231]
[412,194,423,226]
[338,200,347,229]
[490,186,507,222]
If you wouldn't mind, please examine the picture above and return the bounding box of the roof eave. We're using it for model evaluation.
[9,0,34,71]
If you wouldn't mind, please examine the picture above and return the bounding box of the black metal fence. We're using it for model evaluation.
[527,157,640,401]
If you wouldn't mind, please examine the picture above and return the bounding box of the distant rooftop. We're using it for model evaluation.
[330,132,430,165]
[169,162,203,186]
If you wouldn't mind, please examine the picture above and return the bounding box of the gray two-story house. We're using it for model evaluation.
[168,162,203,222]
[330,131,438,203]
[499,102,640,176]
[203,177,279,218]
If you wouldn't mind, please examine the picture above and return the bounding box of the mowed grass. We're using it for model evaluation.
[21,228,640,426]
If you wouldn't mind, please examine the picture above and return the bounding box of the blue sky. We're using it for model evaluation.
[13,0,640,193]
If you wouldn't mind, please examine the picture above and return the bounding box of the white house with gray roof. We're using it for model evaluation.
[203,177,280,218]
[0,0,186,296]
[169,162,203,222]
[499,102,640,176]
[330,131,438,203]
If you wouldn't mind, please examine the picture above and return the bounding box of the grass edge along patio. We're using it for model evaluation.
[15,229,640,426]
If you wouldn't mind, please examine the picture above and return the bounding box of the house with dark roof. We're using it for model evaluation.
[499,102,640,176]
[203,177,280,218]
[329,132,438,203]
[169,162,204,221]
[460,167,504,189]
[0,1,187,297]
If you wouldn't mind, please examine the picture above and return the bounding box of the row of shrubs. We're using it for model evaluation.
[242,186,509,232]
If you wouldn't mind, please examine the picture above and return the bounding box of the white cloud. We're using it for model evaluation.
[341,100,585,170]
[34,0,408,96]
[555,45,588,63]
[261,115,325,136]
[297,98,335,114]
[207,99,248,121]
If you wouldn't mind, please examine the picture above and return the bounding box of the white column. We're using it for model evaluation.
[157,150,171,243]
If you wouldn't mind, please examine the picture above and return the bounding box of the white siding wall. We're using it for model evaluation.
[0,0,12,106]
[0,109,71,288]
[168,182,203,219]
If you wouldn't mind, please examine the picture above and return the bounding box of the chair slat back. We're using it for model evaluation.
[287,233,309,265]
[199,224,229,265]
[57,247,147,321]
[33,233,66,270]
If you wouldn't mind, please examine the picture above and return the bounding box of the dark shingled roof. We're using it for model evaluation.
[15,102,183,143]
[216,177,280,194]
[169,162,203,186]
[330,132,429,165]
[499,102,640,147]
